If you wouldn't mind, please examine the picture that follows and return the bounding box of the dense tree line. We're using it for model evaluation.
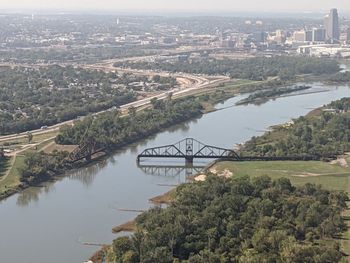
[327,72,350,83]
[236,85,311,105]
[329,98,350,112]
[114,56,340,81]
[19,98,203,183]
[242,98,350,157]
[56,97,203,148]
[107,175,348,262]
[18,151,69,185]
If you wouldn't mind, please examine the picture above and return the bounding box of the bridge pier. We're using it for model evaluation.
[185,157,193,165]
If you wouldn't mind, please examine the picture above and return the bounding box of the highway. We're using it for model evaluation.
[0,58,230,143]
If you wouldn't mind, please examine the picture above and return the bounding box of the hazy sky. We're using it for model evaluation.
[0,0,349,13]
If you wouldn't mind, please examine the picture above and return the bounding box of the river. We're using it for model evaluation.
[0,83,350,263]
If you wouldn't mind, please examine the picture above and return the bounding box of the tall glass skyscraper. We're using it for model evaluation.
[324,8,340,43]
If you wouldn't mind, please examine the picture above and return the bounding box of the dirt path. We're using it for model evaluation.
[40,141,56,152]
[1,137,56,183]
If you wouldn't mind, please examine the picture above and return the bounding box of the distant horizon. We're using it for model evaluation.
[0,0,349,17]
[1,8,349,19]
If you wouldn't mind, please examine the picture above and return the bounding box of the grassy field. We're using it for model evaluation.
[0,155,25,194]
[0,158,12,179]
[212,161,350,191]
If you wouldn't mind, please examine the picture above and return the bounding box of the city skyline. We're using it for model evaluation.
[0,0,349,14]
[324,8,340,43]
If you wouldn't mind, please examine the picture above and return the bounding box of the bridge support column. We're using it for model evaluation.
[185,157,193,165]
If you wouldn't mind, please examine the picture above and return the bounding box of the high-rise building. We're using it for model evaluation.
[293,29,315,42]
[305,30,313,42]
[324,8,340,43]
[275,30,286,44]
[293,30,306,42]
[312,28,326,42]
[347,27,350,44]
[252,31,266,43]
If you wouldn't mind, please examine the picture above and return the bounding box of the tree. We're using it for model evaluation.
[113,237,133,263]
[107,176,347,262]
[128,106,136,117]
[27,132,33,143]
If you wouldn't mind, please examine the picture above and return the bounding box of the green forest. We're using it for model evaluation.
[242,98,350,158]
[114,56,340,81]
[19,97,203,184]
[56,97,203,148]
[107,175,348,263]
[0,65,176,135]
[327,72,350,83]
[236,85,311,105]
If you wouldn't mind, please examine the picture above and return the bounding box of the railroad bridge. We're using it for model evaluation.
[137,138,334,164]
[137,138,240,164]
[0,147,4,159]
[68,138,105,163]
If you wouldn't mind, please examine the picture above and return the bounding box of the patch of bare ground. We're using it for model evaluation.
[293,172,321,178]
[209,168,233,177]
[149,188,176,205]
[209,168,217,174]
[42,143,77,154]
[196,168,233,181]
[195,174,207,182]
[89,245,110,263]
[220,169,233,178]
[330,157,349,168]
[112,220,136,234]
[306,108,323,117]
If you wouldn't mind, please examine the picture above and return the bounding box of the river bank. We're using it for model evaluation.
[0,107,204,202]
[0,78,342,202]
[89,87,350,262]
[0,76,292,202]
[1,81,349,263]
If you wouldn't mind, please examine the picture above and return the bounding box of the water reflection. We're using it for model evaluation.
[137,161,206,179]
[1,83,349,263]
[16,160,109,207]
[17,184,56,207]
[166,121,194,133]
[68,159,108,187]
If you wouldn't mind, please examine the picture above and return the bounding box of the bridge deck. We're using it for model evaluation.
[137,138,335,163]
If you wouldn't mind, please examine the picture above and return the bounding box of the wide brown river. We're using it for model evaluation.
[0,82,349,263]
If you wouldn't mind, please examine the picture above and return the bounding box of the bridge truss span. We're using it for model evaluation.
[137,138,240,163]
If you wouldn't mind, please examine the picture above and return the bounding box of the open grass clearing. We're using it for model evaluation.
[0,157,12,179]
[0,155,25,193]
[211,160,350,191]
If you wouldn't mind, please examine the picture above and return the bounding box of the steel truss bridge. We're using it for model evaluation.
[137,138,240,164]
[68,138,105,163]
[137,138,335,164]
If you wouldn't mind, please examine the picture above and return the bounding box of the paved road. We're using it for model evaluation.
[0,59,230,143]
[1,137,56,182]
